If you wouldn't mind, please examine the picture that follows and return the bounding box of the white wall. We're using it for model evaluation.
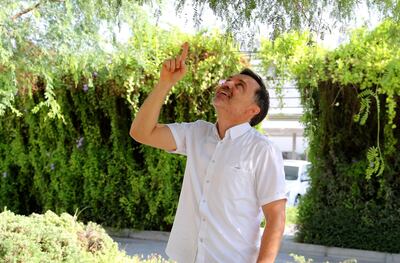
[262,120,309,159]
[266,135,308,154]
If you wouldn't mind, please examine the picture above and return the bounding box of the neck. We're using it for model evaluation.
[214,107,252,139]
[216,119,248,139]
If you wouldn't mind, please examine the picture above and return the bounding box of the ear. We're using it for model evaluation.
[246,104,260,118]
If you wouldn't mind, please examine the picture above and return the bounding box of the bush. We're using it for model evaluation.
[0,15,244,230]
[259,20,400,253]
[0,209,169,263]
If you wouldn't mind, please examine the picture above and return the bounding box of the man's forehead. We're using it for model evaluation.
[230,74,259,88]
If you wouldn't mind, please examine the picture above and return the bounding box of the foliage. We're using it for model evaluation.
[290,254,357,263]
[0,3,243,230]
[176,0,400,40]
[0,209,172,263]
[5,1,400,48]
[259,20,400,253]
[0,0,155,118]
[286,206,298,226]
[290,254,314,263]
[2,0,400,115]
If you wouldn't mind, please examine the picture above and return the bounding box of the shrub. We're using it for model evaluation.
[0,18,243,229]
[259,20,400,253]
[0,209,170,263]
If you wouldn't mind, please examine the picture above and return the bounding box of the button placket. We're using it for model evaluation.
[198,138,228,263]
[201,138,226,203]
[202,144,220,196]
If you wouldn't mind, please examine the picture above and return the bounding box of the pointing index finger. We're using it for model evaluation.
[180,42,189,61]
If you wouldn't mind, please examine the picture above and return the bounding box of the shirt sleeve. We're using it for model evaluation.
[165,122,195,156]
[255,142,287,207]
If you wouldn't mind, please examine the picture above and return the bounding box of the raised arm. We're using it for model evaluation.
[129,42,189,151]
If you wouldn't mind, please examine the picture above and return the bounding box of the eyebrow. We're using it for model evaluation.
[238,79,247,88]
[227,76,248,89]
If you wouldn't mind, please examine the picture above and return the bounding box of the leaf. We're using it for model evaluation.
[365,146,384,180]
[354,89,375,125]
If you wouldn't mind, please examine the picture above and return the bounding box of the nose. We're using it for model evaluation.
[222,79,234,89]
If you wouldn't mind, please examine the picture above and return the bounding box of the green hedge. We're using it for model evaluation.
[259,20,400,253]
[0,24,243,229]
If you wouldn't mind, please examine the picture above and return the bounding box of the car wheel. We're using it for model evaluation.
[294,195,301,206]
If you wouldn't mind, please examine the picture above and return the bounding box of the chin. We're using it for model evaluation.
[212,97,219,107]
[212,99,224,109]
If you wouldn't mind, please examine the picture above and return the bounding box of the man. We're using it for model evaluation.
[130,42,286,263]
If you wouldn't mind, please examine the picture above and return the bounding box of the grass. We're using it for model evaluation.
[286,206,298,225]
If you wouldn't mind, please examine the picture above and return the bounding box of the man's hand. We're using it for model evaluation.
[160,42,189,87]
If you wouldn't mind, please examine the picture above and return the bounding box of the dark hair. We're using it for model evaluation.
[240,68,269,126]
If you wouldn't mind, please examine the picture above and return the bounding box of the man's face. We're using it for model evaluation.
[213,74,260,120]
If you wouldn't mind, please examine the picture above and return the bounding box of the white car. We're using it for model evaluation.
[284,160,311,206]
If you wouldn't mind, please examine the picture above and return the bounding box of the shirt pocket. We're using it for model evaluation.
[223,165,254,200]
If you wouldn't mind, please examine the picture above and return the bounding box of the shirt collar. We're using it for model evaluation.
[214,122,252,140]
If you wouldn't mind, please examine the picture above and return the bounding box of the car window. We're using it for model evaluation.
[284,165,299,180]
[300,164,311,181]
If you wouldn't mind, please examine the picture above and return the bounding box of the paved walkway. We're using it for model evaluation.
[108,226,399,263]
[113,235,375,263]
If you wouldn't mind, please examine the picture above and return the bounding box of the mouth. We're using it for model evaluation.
[216,89,231,99]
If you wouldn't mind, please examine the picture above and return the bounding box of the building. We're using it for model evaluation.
[244,51,308,160]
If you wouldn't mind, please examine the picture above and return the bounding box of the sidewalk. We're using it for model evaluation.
[108,228,400,263]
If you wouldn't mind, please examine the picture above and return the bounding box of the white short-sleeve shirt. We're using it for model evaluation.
[165,120,286,263]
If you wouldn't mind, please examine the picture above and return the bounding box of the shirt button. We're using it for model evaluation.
[202,218,206,222]
[211,160,215,163]
[202,199,206,203]
[206,180,210,183]
[200,238,203,242]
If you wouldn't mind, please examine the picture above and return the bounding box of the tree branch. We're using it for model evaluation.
[11,2,41,21]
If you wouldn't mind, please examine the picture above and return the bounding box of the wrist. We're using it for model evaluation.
[156,81,174,90]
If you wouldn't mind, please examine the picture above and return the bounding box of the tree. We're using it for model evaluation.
[177,0,400,38]
[0,0,147,117]
[2,0,400,117]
